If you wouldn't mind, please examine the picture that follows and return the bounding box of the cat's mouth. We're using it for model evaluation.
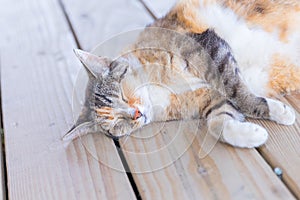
[130,108,149,124]
[135,107,149,124]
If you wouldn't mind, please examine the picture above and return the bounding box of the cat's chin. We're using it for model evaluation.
[103,115,150,139]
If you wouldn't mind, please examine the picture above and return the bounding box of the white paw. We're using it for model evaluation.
[223,120,268,148]
[267,98,295,125]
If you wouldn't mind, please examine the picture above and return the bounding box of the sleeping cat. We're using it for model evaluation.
[64,0,299,148]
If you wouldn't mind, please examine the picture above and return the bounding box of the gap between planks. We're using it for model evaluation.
[0,56,8,200]
[1,0,137,199]
[139,0,300,197]
[56,0,299,199]
[256,95,300,198]
[138,0,158,20]
[57,0,143,199]
[57,0,82,49]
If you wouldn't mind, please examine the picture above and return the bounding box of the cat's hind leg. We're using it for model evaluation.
[203,91,268,148]
[168,88,269,148]
[191,29,295,126]
[218,62,296,125]
[205,99,268,148]
[231,94,295,126]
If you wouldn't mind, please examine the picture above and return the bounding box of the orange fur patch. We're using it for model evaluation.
[269,54,300,94]
[135,50,170,66]
[171,0,208,33]
[128,97,141,107]
[224,0,300,42]
[96,107,112,113]
[166,88,211,120]
[166,93,183,120]
[96,107,114,120]
[133,50,174,85]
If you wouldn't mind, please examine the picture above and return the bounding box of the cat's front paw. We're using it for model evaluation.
[267,99,295,125]
[222,120,268,148]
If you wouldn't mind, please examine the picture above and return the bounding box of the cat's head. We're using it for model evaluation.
[63,50,148,142]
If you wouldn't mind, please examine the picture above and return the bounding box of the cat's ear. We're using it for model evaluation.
[110,60,129,81]
[73,49,110,78]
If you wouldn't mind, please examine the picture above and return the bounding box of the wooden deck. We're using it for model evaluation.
[1,0,300,199]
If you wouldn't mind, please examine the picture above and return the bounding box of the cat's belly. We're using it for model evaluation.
[196,1,300,96]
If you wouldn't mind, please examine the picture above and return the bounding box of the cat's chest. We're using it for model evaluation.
[120,61,208,120]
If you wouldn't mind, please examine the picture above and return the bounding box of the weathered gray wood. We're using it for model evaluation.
[254,95,300,198]
[142,1,300,198]
[0,0,136,199]
[60,0,153,51]
[62,0,296,199]
[120,121,294,199]
[0,114,5,200]
[140,0,177,18]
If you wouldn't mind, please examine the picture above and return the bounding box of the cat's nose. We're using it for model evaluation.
[127,107,143,120]
[134,109,143,120]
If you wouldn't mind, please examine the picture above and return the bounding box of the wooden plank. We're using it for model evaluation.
[140,0,177,18]
[61,0,296,199]
[60,0,153,51]
[120,121,294,199]
[286,94,300,113]
[140,2,300,198]
[0,110,5,200]
[253,94,300,198]
[0,0,136,199]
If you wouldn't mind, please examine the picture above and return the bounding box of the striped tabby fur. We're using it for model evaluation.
[64,0,298,148]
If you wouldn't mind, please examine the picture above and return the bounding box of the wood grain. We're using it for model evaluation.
[140,0,177,18]
[253,95,300,198]
[139,2,300,198]
[0,108,5,199]
[62,0,297,199]
[60,0,153,51]
[119,121,294,199]
[0,0,136,199]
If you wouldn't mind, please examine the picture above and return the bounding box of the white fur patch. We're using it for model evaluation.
[266,98,296,125]
[196,1,300,96]
[222,120,268,148]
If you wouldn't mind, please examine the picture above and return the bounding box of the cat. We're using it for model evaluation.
[63,0,300,148]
